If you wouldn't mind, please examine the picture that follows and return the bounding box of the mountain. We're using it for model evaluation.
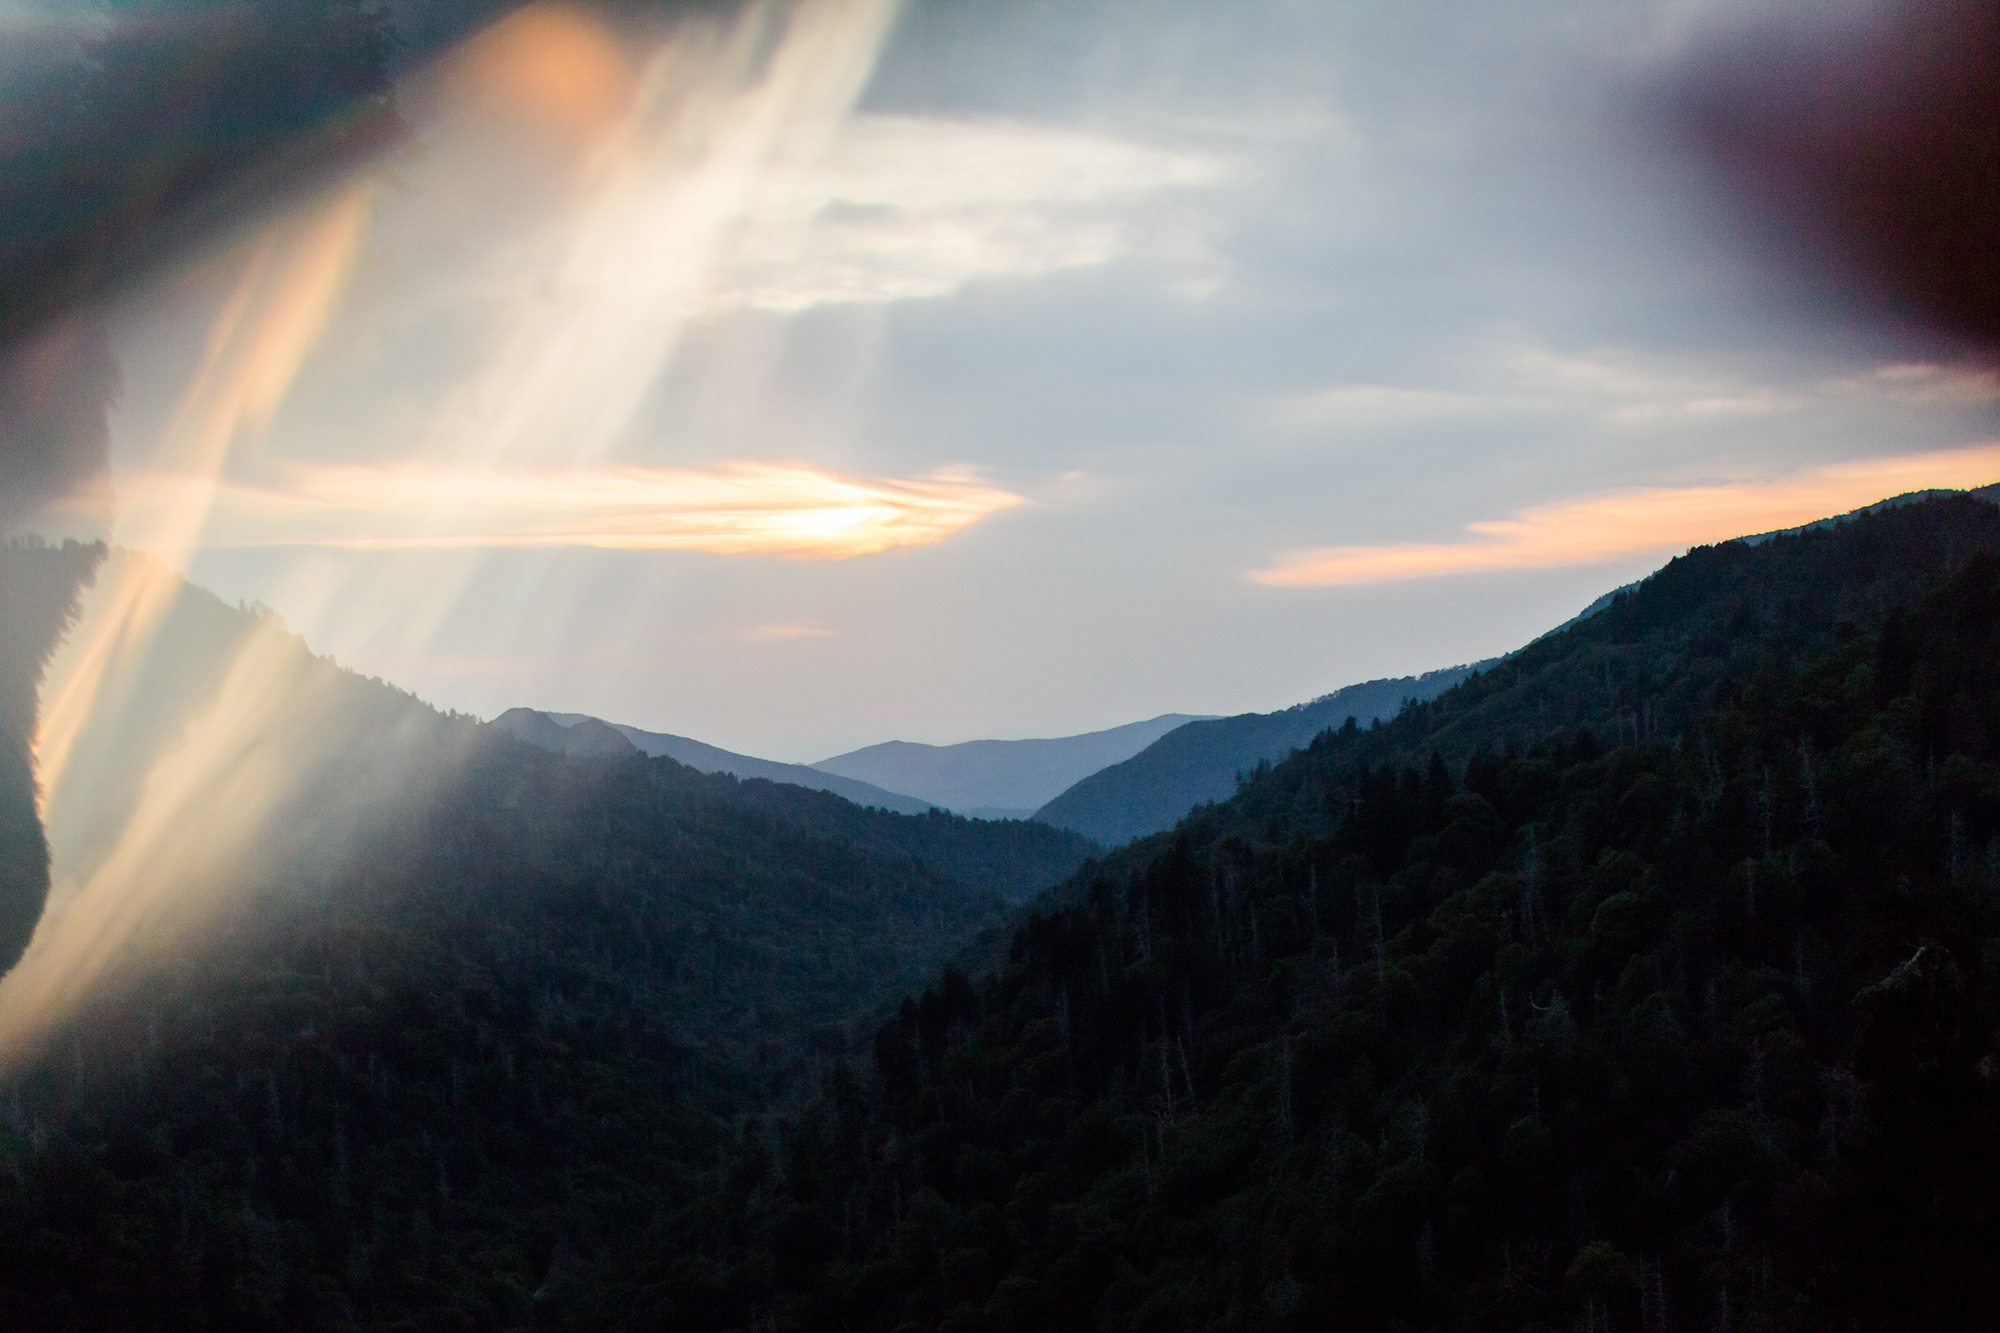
[0,552,1100,1328]
[637,490,2000,1332]
[490,707,639,756]
[544,712,937,815]
[812,714,1215,819]
[1034,665,1487,846]
[21,546,490,1041]
[15,491,2000,1329]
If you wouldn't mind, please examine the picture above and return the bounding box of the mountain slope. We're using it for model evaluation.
[812,714,1215,819]
[0,747,1073,1331]
[1035,666,1485,845]
[545,713,936,815]
[0,557,1102,1329]
[655,491,2000,1333]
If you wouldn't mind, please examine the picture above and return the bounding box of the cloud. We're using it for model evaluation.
[1264,344,1823,438]
[1251,443,2000,586]
[115,461,1021,558]
[717,113,1224,312]
[1829,362,2000,406]
[1267,384,1519,431]
[399,0,907,469]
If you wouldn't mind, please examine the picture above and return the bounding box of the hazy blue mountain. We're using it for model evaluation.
[544,713,936,815]
[1033,665,1488,845]
[811,713,1215,819]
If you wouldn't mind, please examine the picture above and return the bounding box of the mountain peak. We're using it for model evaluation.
[489,707,638,757]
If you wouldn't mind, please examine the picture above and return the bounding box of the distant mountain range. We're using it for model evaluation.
[1032,665,1492,845]
[810,714,1213,819]
[500,710,939,814]
[487,482,2000,853]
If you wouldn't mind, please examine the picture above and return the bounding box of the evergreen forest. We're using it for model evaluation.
[572,494,2000,1333]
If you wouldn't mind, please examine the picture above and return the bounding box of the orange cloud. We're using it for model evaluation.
[116,461,1021,559]
[1252,444,2000,587]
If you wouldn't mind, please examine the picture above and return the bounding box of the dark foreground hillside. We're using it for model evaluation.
[0,742,1094,1332]
[653,495,2000,1332]
[0,563,1095,1331]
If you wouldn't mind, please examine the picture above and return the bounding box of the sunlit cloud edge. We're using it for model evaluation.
[1251,444,2000,587]
[112,460,1023,559]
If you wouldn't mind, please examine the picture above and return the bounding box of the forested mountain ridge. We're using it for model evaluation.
[1035,665,1486,846]
[0,555,1100,1329]
[544,713,938,816]
[492,708,641,758]
[648,493,2000,1332]
[0,741,1081,1330]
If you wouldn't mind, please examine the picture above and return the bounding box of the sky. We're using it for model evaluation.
[55,0,2000,760]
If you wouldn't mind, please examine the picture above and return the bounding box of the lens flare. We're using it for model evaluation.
[9,0,918,1065]
[441,2,636,144]
[6,596,354,1063]
[36,188,372,806]
[417,0,905,470]
[5,187,372,1060]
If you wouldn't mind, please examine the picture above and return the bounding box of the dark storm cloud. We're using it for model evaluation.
[1676,0,2000,360]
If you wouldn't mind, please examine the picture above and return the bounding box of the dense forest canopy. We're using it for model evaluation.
[621,494,2000,1333]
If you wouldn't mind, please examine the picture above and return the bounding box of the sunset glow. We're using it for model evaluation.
[1252,445,2000,587]
[116,461,1020,557]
